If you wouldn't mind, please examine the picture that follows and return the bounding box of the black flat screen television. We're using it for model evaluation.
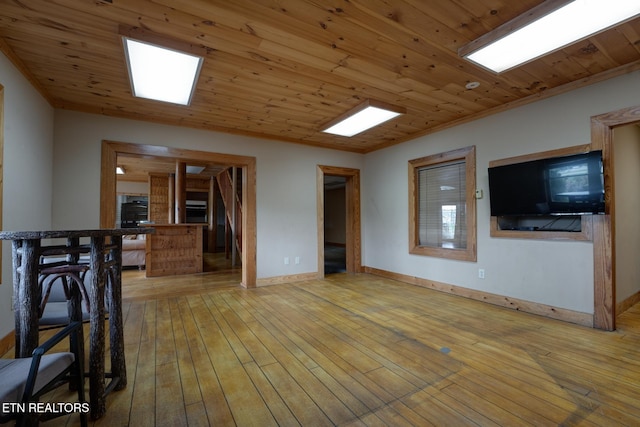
[488,150,605,216]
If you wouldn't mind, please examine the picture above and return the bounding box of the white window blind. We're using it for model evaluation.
[417,160,467,249]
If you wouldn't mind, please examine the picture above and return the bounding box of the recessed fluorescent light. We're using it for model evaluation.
[322,100,405,137]
[461,0,640,73]
[186,165,205,174]
[116,166,125,175]
[123,37,203,105]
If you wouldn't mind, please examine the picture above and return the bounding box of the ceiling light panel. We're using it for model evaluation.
[462,0,640,73]
[186,165,206,174]
[322,100,405,137]
[123,37,203,105]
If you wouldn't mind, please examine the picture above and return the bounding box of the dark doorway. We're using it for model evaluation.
[317,165,361,278]
[324,176,347,274]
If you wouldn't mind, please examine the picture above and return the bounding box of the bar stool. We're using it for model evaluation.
[38,262,91,329]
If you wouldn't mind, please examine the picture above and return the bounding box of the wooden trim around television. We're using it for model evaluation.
[489,144,596,241]
[488,144,592,168]
[490,216,593,241]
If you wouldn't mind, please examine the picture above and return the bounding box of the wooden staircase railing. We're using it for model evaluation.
[216,168,242,259]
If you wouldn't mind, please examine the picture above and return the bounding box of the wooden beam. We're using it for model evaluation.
[168,173,175,223]
[209,176,216,251]
[175,161,186,223]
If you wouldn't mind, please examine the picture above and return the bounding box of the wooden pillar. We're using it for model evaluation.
[175,162,186,223]
[231,167,237,267]
[224,214,230,259]
[209,176,217,252]
[168,173,175,224]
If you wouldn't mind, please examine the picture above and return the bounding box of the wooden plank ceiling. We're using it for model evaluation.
[116,154,226,183]
[1,0,640,156]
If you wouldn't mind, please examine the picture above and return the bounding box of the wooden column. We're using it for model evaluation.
[148,174,170,225]
[231,167,237,267]
[175,161,186,223]
[168,173,175,224]
[209,176,217,251]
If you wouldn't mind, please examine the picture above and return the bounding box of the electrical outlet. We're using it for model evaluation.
[478,269,485,279]
[284,257,290,265]
[295,256,300,265]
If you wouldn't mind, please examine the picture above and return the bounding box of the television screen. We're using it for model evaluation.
[120,201,148,228]
[488,151,604,216]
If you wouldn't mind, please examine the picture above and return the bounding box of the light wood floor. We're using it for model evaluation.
[6,265,640,426]
[120,252,242,301]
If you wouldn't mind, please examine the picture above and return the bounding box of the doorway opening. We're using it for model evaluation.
[100,140,257,288]
[591,105,640,330]
[324,176,347,274]
[317,166,361,278]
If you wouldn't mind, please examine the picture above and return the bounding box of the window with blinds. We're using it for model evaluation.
[417,160,467,249]
[409,146,477,261]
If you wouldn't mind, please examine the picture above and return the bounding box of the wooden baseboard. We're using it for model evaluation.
[0,329,15,357]
[256,272,319,287]
[364,266,594,327]
[617,290,640,315]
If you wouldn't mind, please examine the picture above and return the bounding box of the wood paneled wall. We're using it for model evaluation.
[148,174,170,224]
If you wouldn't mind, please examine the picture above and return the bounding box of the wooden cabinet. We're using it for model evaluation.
[145,224,204,277]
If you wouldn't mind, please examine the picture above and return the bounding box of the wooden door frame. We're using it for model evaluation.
[591,105,640,330]
[100,140,257,288]
[317,165,361,277]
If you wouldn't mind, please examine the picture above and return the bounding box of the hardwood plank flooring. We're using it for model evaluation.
[4,266,640,426]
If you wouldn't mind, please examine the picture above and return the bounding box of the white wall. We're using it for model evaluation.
[2,44,639,337]
[0,53,55,338]
[52,111,364,280]
[117,181,148,195]
[363,71,640,315]
[613,124,640,304]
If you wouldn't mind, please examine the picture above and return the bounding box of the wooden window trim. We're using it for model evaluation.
[409,146,477,262]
